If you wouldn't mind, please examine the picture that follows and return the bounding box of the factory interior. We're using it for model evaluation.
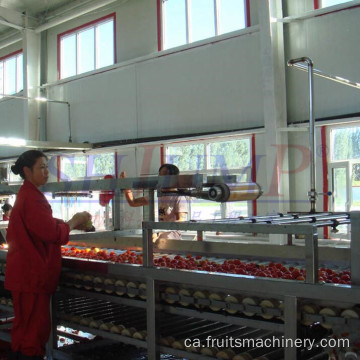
[0,0,360,359]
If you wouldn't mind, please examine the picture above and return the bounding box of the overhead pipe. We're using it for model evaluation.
[287,57,317,213]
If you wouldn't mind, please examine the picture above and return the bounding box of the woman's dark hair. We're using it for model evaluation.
[11,150,47,179]
[1,203,12,213]
[158,163,180,175]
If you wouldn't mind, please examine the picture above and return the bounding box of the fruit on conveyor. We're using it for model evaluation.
[178,288,192,307]
[121,326,137,337]
[61,247,352,285]
[164,286,178,304]
[259,299,279,320]
[301,304,320,326]
[83,274,94,290]
[209,292,225,312]
[104,278,115,294]
[233,352,253,360]
[126,282,139,298]
[139,283,147,300]
[110,324,125,334]
[319,306,340,329]
[224,294,243,315]
[99,322,115,331]
[341,307,360,319]
[242,297,259,317]
[201,347,219,356]
[159,336,175,346]
[193,290,209,309]
[115,279,128,296]
[216,348,236,359]
[133,330,147,340]
[93,276,104,292]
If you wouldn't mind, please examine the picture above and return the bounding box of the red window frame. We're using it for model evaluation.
[157,0,251,51]
[57,13,116,80]
[0,49,23,95]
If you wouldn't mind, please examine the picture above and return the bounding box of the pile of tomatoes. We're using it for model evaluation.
[61,247,351,285]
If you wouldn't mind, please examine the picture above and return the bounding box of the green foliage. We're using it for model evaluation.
[90,154,115,176]
[333,127,360,161]
[166,144,205,171]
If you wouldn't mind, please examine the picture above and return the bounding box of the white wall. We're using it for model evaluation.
[285,7,360,123]
[46,31,263,144]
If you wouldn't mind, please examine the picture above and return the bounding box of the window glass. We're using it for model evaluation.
[59,14,115,80]
[96,20,114,68]
[209,139,250,170]
[4,57,16,94]
[61,156,87,180]
[0,63,3,96]
[61,34,77,79]
[191,199,221,220]
[163,0,187,50]
[166,144,205,172]
[88,153,115,176]
[162,0,247,50]
[78,27,95,74]
[351,163,360,211]
[190,0,215,42]
[16,54,23,92]
[218,0,246,34]
[321,0,351,7]
[331,126,360,161]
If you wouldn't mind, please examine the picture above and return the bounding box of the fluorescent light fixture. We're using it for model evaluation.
[0,137,92,150]
[0,137,26,147]
[0,94,93,151]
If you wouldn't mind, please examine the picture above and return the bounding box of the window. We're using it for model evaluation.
[58,13,115,79]
[165,137,252,220]
[316,0,353,9]
[161,0,248,50]
[60,153,115,180]
[0,50,23,98]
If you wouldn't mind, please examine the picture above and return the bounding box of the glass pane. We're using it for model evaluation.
[191,199,221,220]
[226,201,248,218]
[209,139,250,170]
[166,144,205,172]
[333,167,347,212]
[331,127,360,161]
[60,34,76,79]
[16,54,23,92]
[78,27,95,74]
[190,0,215,42]
[351,163,360,211]
[0,62,3,97]
[4,57,16,94]
[163,0,187,49]
[88,153,115,176]
[321,0,351,7]
[61,156,87,180]
[218,0,246,34]
[96,20,114,69]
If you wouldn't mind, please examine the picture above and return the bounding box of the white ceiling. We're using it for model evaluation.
[0,0,99,40]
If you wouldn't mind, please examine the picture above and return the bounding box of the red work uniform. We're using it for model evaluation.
[5,180,70,357]
[2,215,9,221]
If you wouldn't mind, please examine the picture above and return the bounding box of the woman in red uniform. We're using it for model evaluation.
[5,150,91,360]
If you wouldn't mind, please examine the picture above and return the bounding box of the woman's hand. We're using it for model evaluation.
[67,211,92,231]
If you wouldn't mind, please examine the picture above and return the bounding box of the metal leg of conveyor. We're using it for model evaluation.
[147,278,160,360]
[46,295,57,360]
[113,189,121,230]
[351,211,360,285]
[284,295,300,360]
[305,227,318,284]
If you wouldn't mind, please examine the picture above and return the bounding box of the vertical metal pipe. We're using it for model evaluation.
[283,295,299,360]
[351,212,360,285]
[306,58,316,213]
[305,226,318,284]
[67,103,72,143]
[287,57,316,213]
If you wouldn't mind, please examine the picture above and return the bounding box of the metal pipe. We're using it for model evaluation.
[287,57,316,213]
[288,62,360,90]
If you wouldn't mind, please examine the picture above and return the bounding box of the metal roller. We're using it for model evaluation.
[207,182,262,202]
